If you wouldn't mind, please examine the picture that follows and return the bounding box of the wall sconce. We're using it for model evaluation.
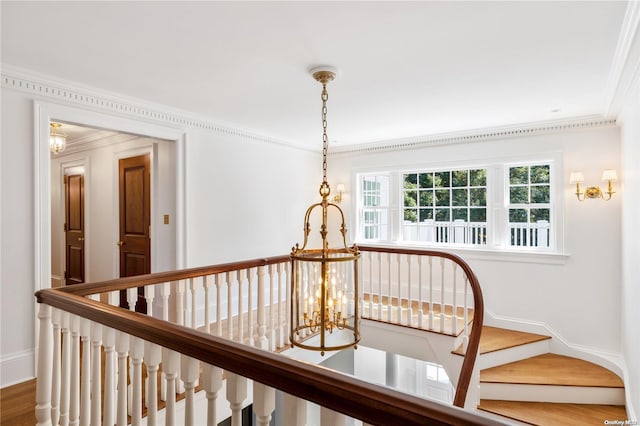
[569,170,617,201]
[333,183,345,203]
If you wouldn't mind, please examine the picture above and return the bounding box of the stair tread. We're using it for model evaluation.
[481,353,624,388]
[478,399,628,425]
[453,326,550,356]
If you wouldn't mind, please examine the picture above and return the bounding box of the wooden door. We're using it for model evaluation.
[64,174,85,285]
[118,154,150,313]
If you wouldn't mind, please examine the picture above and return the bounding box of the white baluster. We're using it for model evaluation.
[281,262,289,349]
[226,372,247,426]
[69,315,80,426]
[368,252,373,318]
[90,322,102,426]
[202,364,223,426]
[115,331,129,426]
[396,254,402,324]
[418,256,424,328]
[162,349,180,426]
[377,252,382,321]
[440,258,446,333]
[35,304,53,426]
[144,341,162,426]
[204,275,214,333]
[428,256,434,330]
[51,308,61,425]
[109,290,119,307]
[127,287,137,312]
[226,272,234,340]
[407,255,412,326]
[181,355,200,426]
[130,336,144,426]
[283,393,306,426]
[189,277,197,329]
[103,327,116,426]
[237,270,244,343]
[268,264,277,351]
[145,284,156,317]
[387,252,392,323]
[176,279,186,327]
[79,319,91,426]
[159,282,171,402]
[451,262,458,335]
[321,407,346,426]
[247,268,255,346]
[257,265,267,349]
[59,312,71,426]
[253,383,275,426]
[463,277,470,352]
[215,274,223,337]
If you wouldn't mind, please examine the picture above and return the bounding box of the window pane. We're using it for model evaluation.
[530,208,550,223]
[435,189,450,206]
[419,208,433,221]
[404,209,417,223]
[452,188,468,206]
[435,208,450,221]
[419,173,433,189]
[531,185,550,204]
[404,173,417,188]
[452,208,468,221]
[531,165,550,184]
[452,170,468,187]
[509,208,527,222]
[470,208,486,222]
[470,169,487,186]
[510,166,528,185]
[419,190,433,206]
[470,188,486,206]
[434,171,450,188]
[404,190,417,207]
[510,186,528,204]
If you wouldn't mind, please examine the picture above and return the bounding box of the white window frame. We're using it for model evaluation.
[352,152,564,257]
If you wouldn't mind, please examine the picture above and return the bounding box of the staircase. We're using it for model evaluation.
[458,326,628,425]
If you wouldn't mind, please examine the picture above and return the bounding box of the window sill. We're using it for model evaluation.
[355,241,570,265]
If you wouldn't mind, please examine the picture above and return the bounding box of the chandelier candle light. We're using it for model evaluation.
[289,67,361,355]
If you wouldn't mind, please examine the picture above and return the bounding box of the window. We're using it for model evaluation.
[360,174,389,240]
[402,168,487,245]
[507,164,551,248]
[355,158,558,253]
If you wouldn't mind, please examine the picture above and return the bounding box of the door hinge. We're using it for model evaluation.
[64,222,67,232]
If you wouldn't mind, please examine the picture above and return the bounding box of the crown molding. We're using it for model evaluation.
[604,0,640,116]
[330,116,617,156]
[1,64,314,153]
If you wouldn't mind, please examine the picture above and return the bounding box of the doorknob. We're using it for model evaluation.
[117,241,126,246]
[78,237,84,242]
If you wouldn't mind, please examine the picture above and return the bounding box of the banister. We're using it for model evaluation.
[35,287,498,426]
[358,245,484,408]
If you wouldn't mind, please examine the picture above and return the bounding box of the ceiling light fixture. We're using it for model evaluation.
[49,122,67,154]
[289,67,361,355]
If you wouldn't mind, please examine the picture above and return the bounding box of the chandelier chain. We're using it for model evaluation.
[321,83,328,184]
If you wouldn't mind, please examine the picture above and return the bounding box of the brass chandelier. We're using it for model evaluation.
[289,67,361,355]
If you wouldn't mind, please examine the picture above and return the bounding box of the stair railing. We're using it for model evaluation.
[358,245,484,408]
[34,250,489,425]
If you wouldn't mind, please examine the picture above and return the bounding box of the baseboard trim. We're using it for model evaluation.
[0,349,35,388]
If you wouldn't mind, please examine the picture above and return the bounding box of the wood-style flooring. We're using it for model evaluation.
[0,379,36,425]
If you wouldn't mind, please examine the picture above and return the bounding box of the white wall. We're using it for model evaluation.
[618,84,640,418]
[331,126,622,355]
[0,79,318,386]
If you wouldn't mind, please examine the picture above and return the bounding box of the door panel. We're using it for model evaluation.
[118,154,150,313]
[65,174,85,285]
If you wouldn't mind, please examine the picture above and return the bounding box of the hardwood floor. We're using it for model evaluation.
[0,379,36,425]
[453,325,550,356]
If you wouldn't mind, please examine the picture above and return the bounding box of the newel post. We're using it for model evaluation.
[35,303,53,426]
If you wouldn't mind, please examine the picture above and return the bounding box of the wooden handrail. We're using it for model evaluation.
[358,245,484,408]
[58,255,290,296]
[35,288,499,426]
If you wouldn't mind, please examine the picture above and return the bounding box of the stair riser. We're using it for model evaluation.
[478,339,550,370]
[480,383,625,405]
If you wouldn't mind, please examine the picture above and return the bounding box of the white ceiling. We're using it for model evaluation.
[1,1,630,150]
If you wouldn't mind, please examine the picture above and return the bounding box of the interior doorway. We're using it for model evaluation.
[64,172,85,285]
